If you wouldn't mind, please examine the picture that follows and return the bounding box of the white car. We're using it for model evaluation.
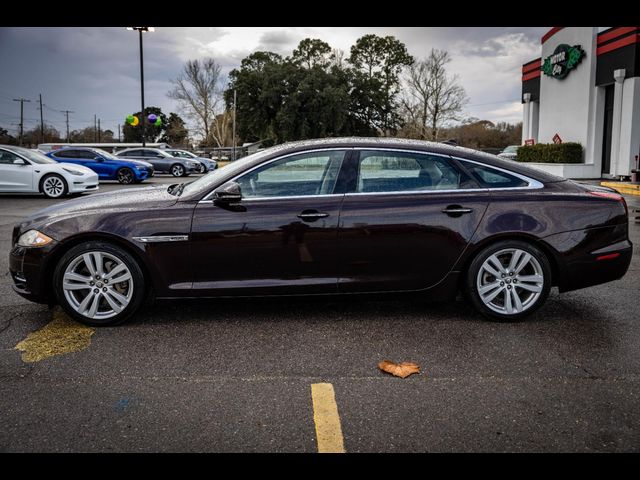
[0,145,99,199]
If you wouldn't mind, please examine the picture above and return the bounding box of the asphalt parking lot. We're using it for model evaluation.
[1,176,639,452]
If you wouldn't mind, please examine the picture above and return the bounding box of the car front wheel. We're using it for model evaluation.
[117,167,135,184]
[40,174,68,198]
[171,164,185,177]
[53,241,146,326]
[465,240,551,321]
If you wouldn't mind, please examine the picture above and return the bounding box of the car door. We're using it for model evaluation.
[0,149,33,191]
[336,149,491,293]
[189,149,349,296]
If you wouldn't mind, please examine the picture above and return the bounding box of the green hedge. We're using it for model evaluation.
[516,142,583,164]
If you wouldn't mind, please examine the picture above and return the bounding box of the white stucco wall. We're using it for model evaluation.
[538,28,598,155]
[616,77,640,176]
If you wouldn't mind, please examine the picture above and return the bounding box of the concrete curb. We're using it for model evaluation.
[601,181,640,197]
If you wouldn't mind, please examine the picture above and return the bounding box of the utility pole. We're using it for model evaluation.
[94,114,97,142]
[38,94,44,144]
[118,124,121,142]
[232,88,237,161]
[139,29,146,147]
[98,119,101,142]
[12,98,31,146]
[61,110,74,142]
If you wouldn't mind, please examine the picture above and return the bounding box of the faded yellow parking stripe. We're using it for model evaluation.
[15,307,95,363]
[311,383,345,453]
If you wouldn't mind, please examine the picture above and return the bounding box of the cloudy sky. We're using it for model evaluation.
[0,27,551,140]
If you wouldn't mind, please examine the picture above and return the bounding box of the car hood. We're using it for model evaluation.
[18,184,179,233]
[122,159,153,168]
[57,162,96,175]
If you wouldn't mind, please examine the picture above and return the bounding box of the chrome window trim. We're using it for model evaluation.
[200,148,351,202]
[198,146,544,202]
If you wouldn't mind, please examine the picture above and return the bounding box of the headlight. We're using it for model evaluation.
[17,230,53,247]
[62,167,85,176]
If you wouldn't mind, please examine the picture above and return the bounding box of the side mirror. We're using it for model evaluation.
[94,156,104,162]
[13,158,26,165]
[214,181,242,202]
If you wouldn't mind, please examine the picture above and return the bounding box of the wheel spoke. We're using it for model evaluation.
[516,274,543,283]
[104,288,129,310]
[104,263,127,281]
[92,252,104,277]
[102,290,124,313]
[77,291,94,314]
[63,282,92,290]
[504,288,513,314]
[510,288,523,312]
[64,272,91,284]
[83,253,98,277]
[487,255,506,275]
[110,272,132,284]
[507,250,523,273]
[481,284,503,304]
[87,293,100,318]
[515,283,542,293]
[514,253,532,275]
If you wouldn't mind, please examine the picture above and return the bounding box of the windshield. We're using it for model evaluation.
[91,148,120,160]
[9,146,57,164]
[503,145,519,154]
[179,149,274,197]
[170,150,195,158]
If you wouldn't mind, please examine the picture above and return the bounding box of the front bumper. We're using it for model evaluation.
[9,241,58,304]
[67,173,99,193]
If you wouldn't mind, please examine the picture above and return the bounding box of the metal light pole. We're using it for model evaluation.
[127,27,154,147]
[232,89,237,161]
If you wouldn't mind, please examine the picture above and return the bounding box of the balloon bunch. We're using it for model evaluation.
[125,113,162,127]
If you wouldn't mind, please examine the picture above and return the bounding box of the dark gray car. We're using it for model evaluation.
[115,147,201,177]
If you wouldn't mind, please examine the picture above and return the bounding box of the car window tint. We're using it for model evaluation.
[0,150,21,164]
[356,151,473,193]
[461,162,527,188]
[76,150,95,158]
[236,150,346,198]
[54,150,76,158]
[122,150,141,156]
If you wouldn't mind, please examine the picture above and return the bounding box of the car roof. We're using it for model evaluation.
[255,137,564,183]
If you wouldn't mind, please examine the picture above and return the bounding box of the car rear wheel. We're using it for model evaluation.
[465,240,551,321]
[40,174,68,198]
[198,163,206,174]
[171,164,185,177]
[117,167,135,184]
[53,242,146,326]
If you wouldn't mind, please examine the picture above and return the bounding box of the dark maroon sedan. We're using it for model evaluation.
[9,138,632,326]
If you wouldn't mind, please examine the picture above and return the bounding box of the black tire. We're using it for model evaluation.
[464,239,552,321]
[198,163,206,174]
[53,241,146,327]
[170,164,185,177]
[117,167,135,184]
[40,173,68,199]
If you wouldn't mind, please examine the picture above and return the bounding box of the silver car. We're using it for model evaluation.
[165,149,218,173]
[115,147,201,177]
[497,145,519,161]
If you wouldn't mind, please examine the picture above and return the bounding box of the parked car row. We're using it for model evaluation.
[0,145,219,199]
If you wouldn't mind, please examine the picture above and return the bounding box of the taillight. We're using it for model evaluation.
[589,191,628,217]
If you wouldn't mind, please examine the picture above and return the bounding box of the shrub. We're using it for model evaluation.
[516,142,583,164]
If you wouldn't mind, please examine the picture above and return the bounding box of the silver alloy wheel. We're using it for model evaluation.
[476,248,544,315]
[62,251,134,320]
[171,165,184,176]
[42,176,65,197]
[198,163,206,173]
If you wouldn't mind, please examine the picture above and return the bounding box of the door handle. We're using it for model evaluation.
[297,210,329,222]
[442,205,473,216]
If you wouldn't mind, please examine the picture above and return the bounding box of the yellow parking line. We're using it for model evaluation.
[15,307,95,363]
[311,383,346,453]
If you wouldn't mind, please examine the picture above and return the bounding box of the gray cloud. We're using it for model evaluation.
[0,27,552,138]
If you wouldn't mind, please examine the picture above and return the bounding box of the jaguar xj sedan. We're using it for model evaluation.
[9,138,632,326]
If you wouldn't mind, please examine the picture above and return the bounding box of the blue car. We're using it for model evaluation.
[47,147,154,184]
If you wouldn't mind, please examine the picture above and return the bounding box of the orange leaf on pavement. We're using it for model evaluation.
[378,360,420,378]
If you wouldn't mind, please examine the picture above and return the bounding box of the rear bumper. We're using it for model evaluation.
[543,223,633,292]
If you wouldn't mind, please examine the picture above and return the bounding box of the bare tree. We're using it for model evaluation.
[168,58,224,145]
[402,49,468,141]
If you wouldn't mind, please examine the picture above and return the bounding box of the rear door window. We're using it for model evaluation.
[460,161,528,188]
